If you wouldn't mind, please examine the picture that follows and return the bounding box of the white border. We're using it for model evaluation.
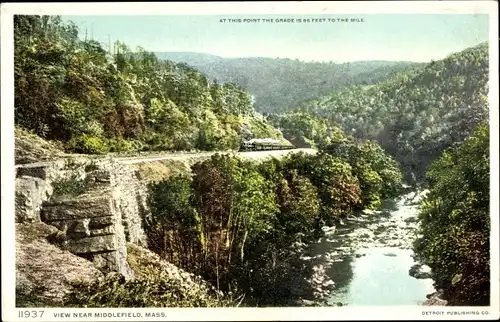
[0,1,498,15]
[1,2,499,321]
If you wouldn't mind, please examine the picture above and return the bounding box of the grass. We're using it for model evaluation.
[135,160,193,183]
[15,126,66,164]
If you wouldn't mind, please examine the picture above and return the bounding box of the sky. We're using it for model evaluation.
[60,14,489,63]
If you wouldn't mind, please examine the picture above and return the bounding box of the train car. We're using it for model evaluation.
[240,138,295,151]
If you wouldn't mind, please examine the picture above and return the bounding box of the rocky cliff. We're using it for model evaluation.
[16,158,149,280]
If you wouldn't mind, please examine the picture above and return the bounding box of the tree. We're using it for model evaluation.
[414,123,490,305]
[14,15,284,154]
[145,175,204,269]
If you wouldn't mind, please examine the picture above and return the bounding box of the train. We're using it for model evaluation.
[239,138,295,152]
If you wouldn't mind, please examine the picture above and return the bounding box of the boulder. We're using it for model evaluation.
[409,263,432,279]
[15,176,53,223]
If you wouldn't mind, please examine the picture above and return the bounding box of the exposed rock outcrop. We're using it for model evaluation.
[15,160,66,223]
[16,222,104,307]
[16,158,150,280]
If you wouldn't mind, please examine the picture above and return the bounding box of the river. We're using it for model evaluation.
[301,191,436,306]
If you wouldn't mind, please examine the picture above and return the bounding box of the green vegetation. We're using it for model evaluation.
[14,15,282,155]
[261,44,491,305]
[413,124,490,306]
[145,175,204,269]
[14,15,491,308]
[51,174,96,200]
[156,52,425,114]
[267,112,333,148]
[145,128,402,305]
[50,160,101,200]
[271,43,489,183]
[63,244,235,307]
[325,137,403,209]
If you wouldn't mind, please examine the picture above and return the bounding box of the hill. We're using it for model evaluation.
[270,42,490,183]
[154,52,426,113]
[154,52,225,66]
[14,16,286,156]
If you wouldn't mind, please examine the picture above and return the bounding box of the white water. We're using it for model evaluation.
[305,192,435,306]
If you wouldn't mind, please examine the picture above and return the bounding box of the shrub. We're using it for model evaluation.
[51,174,95,200]
[274,169,321,239]
[68,134,109,154]
[325,138,403,205]
[63,271,234,308]
[106,137,135,153]
[356,166,383,209]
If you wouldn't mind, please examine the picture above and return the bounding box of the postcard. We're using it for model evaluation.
[1,1,499,321]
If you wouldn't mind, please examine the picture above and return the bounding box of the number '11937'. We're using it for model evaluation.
[18,310,44,318]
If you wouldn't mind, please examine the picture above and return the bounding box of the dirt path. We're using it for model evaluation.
[15,148,318,168]
[115,148,317,165]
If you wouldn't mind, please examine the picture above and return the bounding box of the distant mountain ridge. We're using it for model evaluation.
[154,52,225,66]
[154,51,426,113]
[274,42,490,183]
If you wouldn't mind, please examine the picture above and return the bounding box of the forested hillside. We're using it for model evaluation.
[414,124,490,306]
[155,52,425,114]
[270,43,490,183]
[14,16,284,155]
